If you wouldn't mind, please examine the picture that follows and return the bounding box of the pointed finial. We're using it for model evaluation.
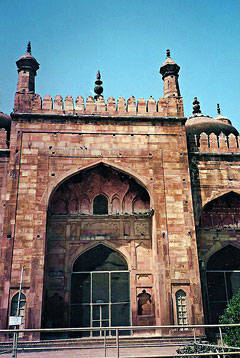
[166,49,170,58]
[27,41,31,54]
[94,70,103,101]
[217,103,221,115]
[192,97,201,114]
[96,70,101,80]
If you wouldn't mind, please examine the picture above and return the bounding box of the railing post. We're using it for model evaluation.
[104,329,107,357]
[116,328,119,358]
[12,331,18,358]
[219,326,226,358]
[193,327,196,343]
[219,326,223,346]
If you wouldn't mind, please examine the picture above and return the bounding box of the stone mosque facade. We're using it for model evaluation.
[0,44,240,337]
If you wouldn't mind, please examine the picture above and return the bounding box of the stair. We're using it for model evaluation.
[0,335,200,352]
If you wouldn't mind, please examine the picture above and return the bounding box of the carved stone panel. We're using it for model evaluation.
[47,222,65,239]
[81,221,120,237]
[134,221,150,236]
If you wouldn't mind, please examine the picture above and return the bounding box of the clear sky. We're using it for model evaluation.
[0,0,240,128]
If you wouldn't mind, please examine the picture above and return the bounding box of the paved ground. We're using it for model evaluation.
[0,344,182,357]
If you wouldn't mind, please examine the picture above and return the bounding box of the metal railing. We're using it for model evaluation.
[0,323,239,357]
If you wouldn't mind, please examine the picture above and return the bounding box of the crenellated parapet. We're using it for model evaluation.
[188,132,240,153]
[13,93,184,117]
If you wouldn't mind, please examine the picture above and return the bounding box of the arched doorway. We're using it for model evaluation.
[206,245,240,323]
[70,244,130,335]
[197,192,240,323]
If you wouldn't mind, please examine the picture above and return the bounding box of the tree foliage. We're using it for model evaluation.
[219,288,240,347]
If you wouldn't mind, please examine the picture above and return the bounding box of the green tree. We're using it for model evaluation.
[219,289,240,347]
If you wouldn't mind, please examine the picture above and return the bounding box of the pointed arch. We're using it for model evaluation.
[199,191,240,228]
[42,159,153,208]
[111,195,120,214]
[201,190,240,213]
[207,244,240,271]
[70,243,131,331]
[72,243,128,272]
[80,195,90,214]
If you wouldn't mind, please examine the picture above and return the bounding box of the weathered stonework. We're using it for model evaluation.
[0,46,239,339]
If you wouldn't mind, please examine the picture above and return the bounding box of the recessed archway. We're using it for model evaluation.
[199,191,240,228]
[49,163,150,215]
[43,164,152,331]
[197,192,240,324]
[206,245,240,323]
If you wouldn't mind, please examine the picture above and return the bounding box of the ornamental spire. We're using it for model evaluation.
[217,103,221,115]
[192,97,201,114]
[166,49,171,58]
[94,70,103,101]
[27,41,31,54]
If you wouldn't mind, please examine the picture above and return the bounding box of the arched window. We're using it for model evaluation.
[10,292,26,327]
[176,290,188,326]
[93,194,108,215]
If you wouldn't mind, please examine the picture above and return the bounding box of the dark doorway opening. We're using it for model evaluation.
[207,245,240,323]
[70,244,131,337]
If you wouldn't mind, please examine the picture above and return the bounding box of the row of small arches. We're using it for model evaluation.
[51,193,149,215]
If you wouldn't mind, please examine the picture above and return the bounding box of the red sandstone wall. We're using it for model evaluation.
[0,115,203,331]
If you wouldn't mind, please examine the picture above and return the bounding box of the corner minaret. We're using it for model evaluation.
[159,49,181,98]
[16,42,39,93]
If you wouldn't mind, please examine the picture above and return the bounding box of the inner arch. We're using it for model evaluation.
[73,244,128,272]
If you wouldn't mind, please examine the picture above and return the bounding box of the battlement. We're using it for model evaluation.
[14,93,184,118]
[188,132,240,154]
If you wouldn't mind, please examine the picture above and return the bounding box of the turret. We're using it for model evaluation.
[160,49,181,98]
[16,42,39,93]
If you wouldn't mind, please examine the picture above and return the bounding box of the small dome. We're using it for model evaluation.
[185,98,238,136]
[159,49,180,79]
[0,111,11,130]
[214,103,231,124]
[16,42,39,74]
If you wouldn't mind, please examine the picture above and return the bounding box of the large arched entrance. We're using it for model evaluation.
[70,244,130,335]
[197,192,240,323]
[42,163,152,332]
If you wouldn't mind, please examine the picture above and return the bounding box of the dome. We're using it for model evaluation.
[16,42,39,74]
[0,111,11,130]
[185,98,238,136]
[159,49,180,79]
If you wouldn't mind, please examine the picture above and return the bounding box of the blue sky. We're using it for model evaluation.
[0,0,240,128]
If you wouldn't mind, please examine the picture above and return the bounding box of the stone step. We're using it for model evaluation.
[0,335,197,350]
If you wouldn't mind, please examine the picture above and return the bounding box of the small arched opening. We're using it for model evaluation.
[10,292,26,330]
[175,290,188,326]
[93,194,108,215]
